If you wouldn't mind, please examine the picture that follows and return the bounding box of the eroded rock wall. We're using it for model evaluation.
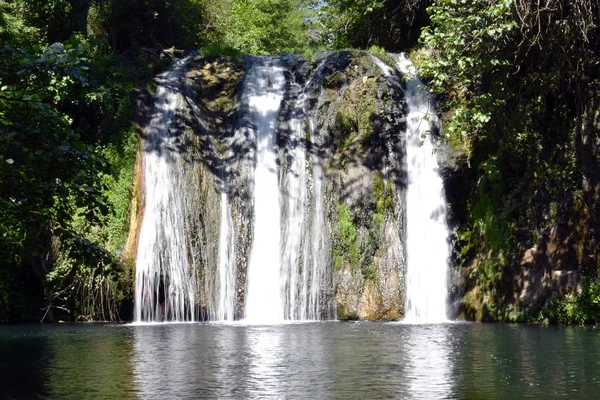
[282,52,409,320]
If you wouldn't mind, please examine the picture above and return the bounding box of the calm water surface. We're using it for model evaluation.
[1,322,599,399]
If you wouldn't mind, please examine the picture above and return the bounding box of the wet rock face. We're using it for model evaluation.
[285,51,408,320]
[175,55,249,319]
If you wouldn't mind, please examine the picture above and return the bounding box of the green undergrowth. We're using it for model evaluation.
[458,176,511,288]
[541,280,600,325]
[58,106,138,320]
[367,45,396,69]
[335,203,359,272]
[200,44,243,62]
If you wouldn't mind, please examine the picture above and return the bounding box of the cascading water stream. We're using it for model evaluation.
[396,54,450,323]
[303,63,331,321]
[281,62,329,321]
[243,58,331,323]
[370,53,450,322]
[135,55,333,323]
[217,173,237,321]
[244,59,286,323]
[280,79,308,321]
[134,57,197,323]
[306,148,328,320]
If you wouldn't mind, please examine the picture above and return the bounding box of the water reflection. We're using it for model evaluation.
[404,324,455,398]
[213,326,244,397]
[133,324,208,398]
[2,322,600,399]
[247,326,285,397]
[332,323,392,398]
[0,326,49,398]
[0,325,136,399]
[44,325,136,398]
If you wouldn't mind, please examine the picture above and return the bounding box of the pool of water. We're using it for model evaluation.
[1,322,599,399]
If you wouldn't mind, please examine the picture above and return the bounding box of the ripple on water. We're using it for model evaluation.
[1,323,599,399]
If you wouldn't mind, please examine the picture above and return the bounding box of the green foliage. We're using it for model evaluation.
[0,36,110,265]
[172,0,206,47]
[93,0,205,51]
[471,194,508,253]
[319,0,429,50]
[0,0,41,46]
[92,128,138,253]
[544,279,600,325]
[55,45,145,320]
[200,43,243,61]
[335,203,359,271]
[419,0,517,159]
[212,0,312,55]
[0,2,159,320]
[19,0,79,42]
[477,258,503,288]
[420,0,599,323]
[321,0,384,48]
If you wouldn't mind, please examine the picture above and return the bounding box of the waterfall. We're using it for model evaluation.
[244,59,286,323]
[134,55,333,324]
[134,52,421,324]
[217,187,237,321]
[242,58,331,322]
[306,150,328,320]
[280,79,308,320]
[302,62,331,321]
[133,55,239,323]
[134,57,198,322]
[281,65,330,321]
[397,54,450,322]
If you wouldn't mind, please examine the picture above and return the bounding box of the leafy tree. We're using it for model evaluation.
[206,0,313,54]
[0,36,118,319]
[319,0,429,50]
[0,0,210,321]
[419,0,518,160]
[19,0,93,42]
[0,0,41,46]
[96,0,205,51]
[0,38,108,259]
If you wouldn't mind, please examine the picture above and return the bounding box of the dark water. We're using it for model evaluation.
[1,322,599,399]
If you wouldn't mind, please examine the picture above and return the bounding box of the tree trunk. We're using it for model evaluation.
[70,0,93,36]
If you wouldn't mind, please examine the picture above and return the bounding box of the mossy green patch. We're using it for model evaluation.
[368,45,396,69]
[199,44,243,62]
[373,173,394,219]
[325,54,380,171]
[541,279,600,325]
[334,203,359,272]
